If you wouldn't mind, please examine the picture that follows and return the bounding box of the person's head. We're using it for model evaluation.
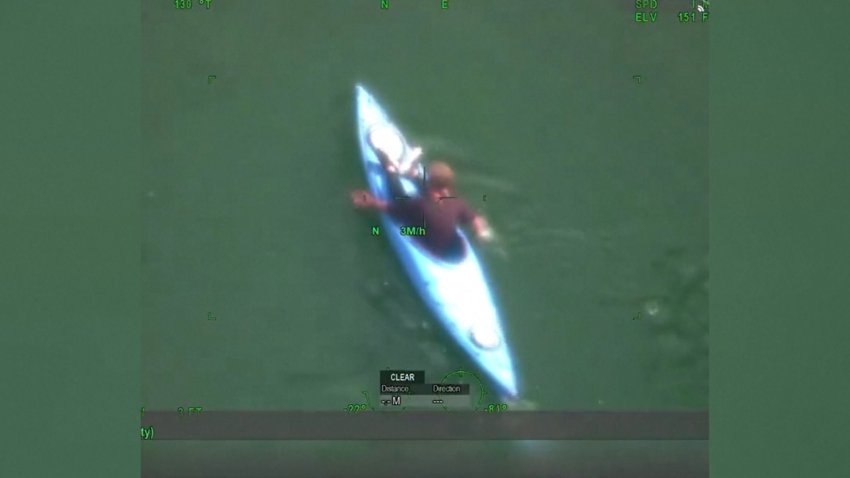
[426,160,455,193]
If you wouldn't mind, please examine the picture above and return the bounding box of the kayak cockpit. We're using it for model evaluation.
[411,232,468,265]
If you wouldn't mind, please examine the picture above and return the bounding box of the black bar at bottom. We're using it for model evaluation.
[140,411,707,440]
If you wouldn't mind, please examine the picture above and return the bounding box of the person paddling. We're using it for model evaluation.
[351,148,493,257]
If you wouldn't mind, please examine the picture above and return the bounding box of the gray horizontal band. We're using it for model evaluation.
[141,411,707,440]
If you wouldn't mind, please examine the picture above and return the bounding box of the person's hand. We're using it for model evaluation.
[351,189,375,208]
[478,227,494,242]
[473,216,494,242]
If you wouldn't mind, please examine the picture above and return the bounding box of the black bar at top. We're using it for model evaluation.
[140,411,708,441]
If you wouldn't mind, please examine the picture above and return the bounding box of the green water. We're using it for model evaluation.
[142,0,707,418]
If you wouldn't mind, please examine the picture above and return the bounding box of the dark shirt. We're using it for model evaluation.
[389,196,476,255]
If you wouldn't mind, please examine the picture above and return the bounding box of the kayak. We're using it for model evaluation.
[354,84,519,398]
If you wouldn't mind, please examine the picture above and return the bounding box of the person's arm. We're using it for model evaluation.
[472,215,494,241]
[458,200,494,241]
[351,189,389,211]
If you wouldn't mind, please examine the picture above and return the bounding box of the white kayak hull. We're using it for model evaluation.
[355,84,519,398]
